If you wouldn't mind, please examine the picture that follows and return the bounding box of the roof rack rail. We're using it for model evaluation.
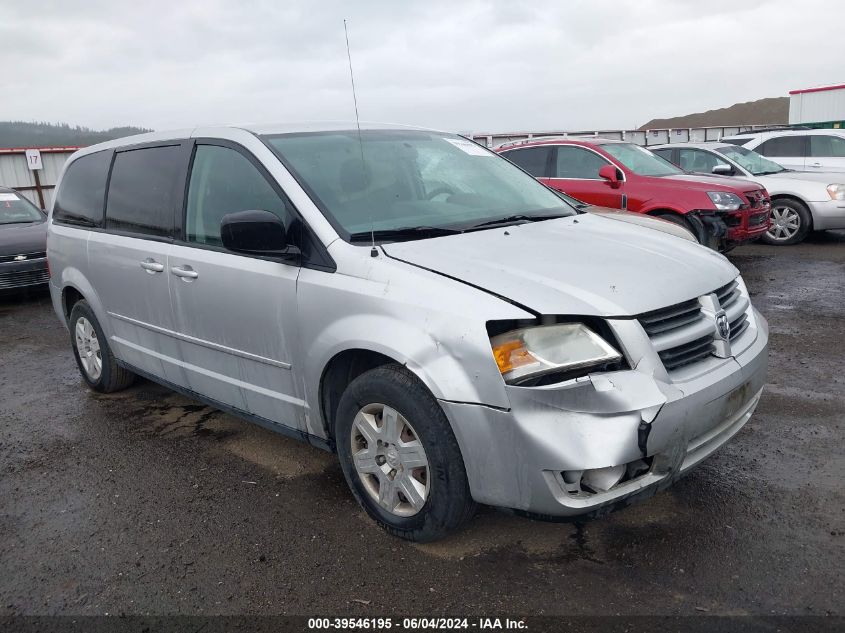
[494,135,571,149]
[728,125,814,135]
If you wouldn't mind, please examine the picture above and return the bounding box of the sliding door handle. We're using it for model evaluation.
[171,265,199,280]
[140,259,164,274]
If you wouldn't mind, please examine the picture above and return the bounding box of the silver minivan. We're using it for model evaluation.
[47,123,768,541]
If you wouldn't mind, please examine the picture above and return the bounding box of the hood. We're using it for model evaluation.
[658,173,762,193]
[587,206,697,242]
[0,220,48,256]
[382,214,737,317]
[765,170,845,185]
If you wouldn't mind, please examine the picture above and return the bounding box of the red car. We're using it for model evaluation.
[497,138,771,251]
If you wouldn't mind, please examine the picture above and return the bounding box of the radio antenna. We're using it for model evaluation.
[343,19,377,257]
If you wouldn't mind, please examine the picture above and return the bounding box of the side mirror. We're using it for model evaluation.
[712,164,734,176]
[599,164,622,189]
[220,210,289,256]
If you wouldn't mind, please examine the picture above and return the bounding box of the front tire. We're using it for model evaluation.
[69,300,135,393]
[761,199,811,245]
[335,364,476,542]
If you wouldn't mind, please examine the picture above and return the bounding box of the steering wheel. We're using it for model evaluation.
[425,187,456,200]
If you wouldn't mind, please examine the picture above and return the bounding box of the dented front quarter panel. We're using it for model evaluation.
[296,239,533,437]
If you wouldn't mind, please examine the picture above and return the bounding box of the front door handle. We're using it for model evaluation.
[171,265,199,280]
[140,258,164,274]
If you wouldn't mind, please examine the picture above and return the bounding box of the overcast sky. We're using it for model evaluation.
[2,0,843,134]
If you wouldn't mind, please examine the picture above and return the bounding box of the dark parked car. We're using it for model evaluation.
[0,187,49,291]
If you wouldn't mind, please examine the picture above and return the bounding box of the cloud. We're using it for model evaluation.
[1,0,842,132]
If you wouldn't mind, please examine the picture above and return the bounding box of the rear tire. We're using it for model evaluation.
[69,300,135,393]
[761,199,811,245]
[335,364,476,542]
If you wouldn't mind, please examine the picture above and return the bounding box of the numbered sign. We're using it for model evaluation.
[25,149,43,171]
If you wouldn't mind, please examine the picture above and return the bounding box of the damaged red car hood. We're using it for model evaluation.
[381,214,738,317]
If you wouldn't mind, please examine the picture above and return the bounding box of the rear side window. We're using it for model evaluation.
[809,135,845,157]
[53,151,112,227]
[756,136,807,157]
[502,147,552,177]
[185,144,292,247]
[554,146,610,178]
[652,148,674,162]
[106,145,184,238]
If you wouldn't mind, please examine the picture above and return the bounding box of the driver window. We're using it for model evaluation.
[185,145,292,246]
[678,149,726,173]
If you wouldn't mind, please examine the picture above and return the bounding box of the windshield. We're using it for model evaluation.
[717,145,786,176]
[0,192,43,225]
[601,143,683,176]
[263,130,576,241]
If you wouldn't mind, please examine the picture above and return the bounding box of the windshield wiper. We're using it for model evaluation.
[467,213,569,230]
[349,226,463,243]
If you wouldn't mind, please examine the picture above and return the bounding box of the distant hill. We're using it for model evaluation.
[0,121,152,148]
[639,97,789,130]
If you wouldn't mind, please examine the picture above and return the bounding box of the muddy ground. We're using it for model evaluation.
[1,232,843,617]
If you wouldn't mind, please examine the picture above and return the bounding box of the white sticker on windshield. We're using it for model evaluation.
[0,193,20,201]
[443,137,492,156]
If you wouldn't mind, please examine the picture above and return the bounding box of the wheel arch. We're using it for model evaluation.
[770,194,814,230]
[319,348,402,443]
[56,268,110,334]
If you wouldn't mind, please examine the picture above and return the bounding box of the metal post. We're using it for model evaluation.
[32,168,46,209]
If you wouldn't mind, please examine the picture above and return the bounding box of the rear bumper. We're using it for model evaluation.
[442,308,768,517]
[808,199,845,230]
[0,257,49,290]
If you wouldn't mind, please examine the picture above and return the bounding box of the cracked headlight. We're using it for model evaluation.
[827,184,845,201]
[707,191,744,211]
[490,323,622,385]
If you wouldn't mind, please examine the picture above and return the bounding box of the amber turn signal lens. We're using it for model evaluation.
[492,339,534,374]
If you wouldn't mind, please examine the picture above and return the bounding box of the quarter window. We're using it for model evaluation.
[554,146,610,179]
[106,146,184,238]
[53,150,112,227]
[185,145,292,247]
[756,136,807,157]
[501,147,552,177]
[809,135,845,158]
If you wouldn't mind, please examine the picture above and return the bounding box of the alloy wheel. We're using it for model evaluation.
[350,403,430,517]
[75,317,102,380]
[767,205,801,241]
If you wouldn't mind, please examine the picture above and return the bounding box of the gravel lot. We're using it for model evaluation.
[1,233,843,617]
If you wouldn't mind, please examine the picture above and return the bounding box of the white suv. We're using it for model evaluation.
[721,129,845,172]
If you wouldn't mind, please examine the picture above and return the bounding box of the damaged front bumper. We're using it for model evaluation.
[441,308,768,518]
[686,208,770,251]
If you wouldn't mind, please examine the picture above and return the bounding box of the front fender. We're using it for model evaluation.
[308,312,506,408]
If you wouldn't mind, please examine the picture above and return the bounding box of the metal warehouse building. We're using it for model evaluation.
[0,147,78,209]
[789,83,845,128]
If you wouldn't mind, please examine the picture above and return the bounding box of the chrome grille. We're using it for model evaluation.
[729,312,749,340]
[638,278,752,373]
[0,267,49,289]
[0,251,46,264]
[715,280,739,309]
[658,335,714,371]
[638,298,703,337]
